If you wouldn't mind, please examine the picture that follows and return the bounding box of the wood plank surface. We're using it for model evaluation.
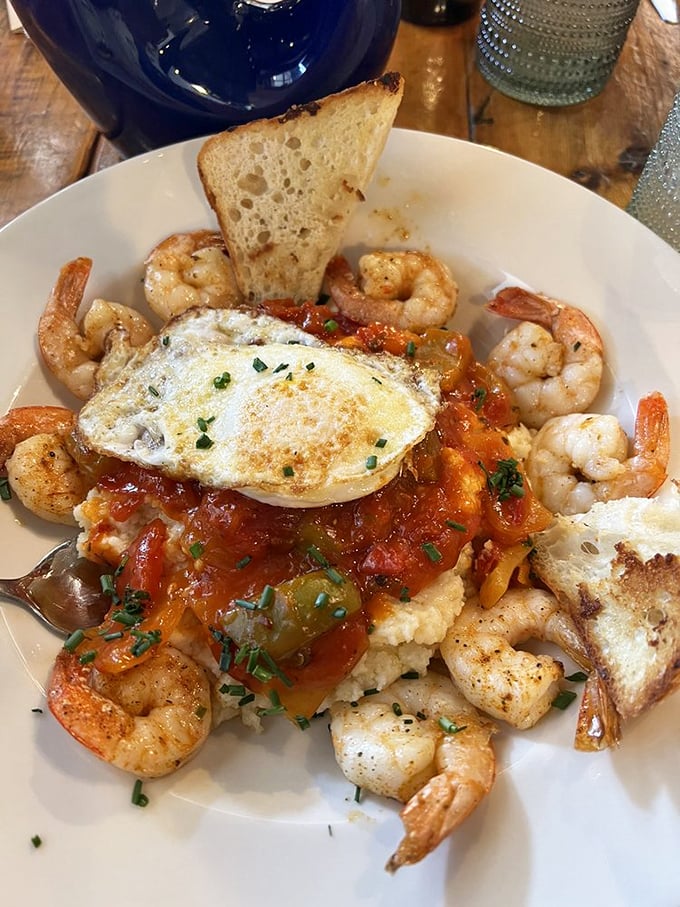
[1,2,678,228]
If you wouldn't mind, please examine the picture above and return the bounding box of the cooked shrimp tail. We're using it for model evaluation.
[47,644,212,777]
[526,392,670,514]
[329,672,495,870]
[38,258,154,400]
[486,287,604,429]
[143,230,243,321]
[325,251,458,332]
[441,587,589,729]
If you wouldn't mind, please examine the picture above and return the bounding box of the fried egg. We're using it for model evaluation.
[77,307,441,507]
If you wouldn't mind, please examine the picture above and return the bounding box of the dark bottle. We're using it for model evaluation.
[401,0,478,25]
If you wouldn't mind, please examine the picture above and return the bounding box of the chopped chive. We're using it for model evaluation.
[371,376,383,385]
[31,707,43,714]
[195,433,214,450]
[305,362,315,371]
[148,385,160,397]
[30,835,42,848]
[285,372,293,381]
[235,555,252,569]
[162,335,170,346]
[220,683,246,697]
[282,464,295,477]
[392,702,403,716]
[421,541,443,563]
[100,574,116,597]
[439,716,467,734]
[195,705,207,719]
[111,610,140,627]
[400,671,419,679]
[238,693,256,707]
[573,340,582,351]
[63,628,85,652]
[308,545,329,566]
[0,477,11,501]
[399,586,411,602]
[472,386,487,411]
[233,598,258,611]
[565,671,589,683]
[197,416,215,432]
[131,779,149,808]
[252,357,268,372]
[416,711,427,721]
[445,519,467,532]
[258,585,275,609]
[213,371,231,389]
[375,438,387,448]
[101,630,124,641]
[295,715,311,730]
[332,606,347,619]
[323,319,339,332]
[365,455,378,470]
[552,690,578,710]
[363,688,379,697]
[129,628,162,657]
[78,650,97,665]
[367,623,375,634]
[251,664,275,683]
[354,785,363,803]
[273,362,289,374]
[314,591,330,609]
[405,340,416,357]
[189,541,205,559]
[325,567,344,585]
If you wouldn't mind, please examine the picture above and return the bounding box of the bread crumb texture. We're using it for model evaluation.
[197,74,404,302]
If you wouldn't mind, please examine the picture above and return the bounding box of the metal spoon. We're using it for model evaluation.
[0,537,111,636]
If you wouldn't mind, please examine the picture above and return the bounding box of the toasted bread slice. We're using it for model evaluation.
[197,73,404,303]
[531,486,680,722]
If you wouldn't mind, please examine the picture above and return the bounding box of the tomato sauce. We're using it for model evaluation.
[75,315,552,714]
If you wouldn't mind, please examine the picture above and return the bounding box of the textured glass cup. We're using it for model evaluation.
[627,92,680,253]
[476,0,641,106]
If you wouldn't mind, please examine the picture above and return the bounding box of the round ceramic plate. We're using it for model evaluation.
[1,130,679,907]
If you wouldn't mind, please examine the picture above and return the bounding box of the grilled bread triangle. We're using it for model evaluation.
[531,486,680,722]
[197,73,404,304]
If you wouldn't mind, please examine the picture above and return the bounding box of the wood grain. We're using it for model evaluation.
[1,2,678,228]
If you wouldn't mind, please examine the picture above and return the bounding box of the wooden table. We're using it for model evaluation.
[0,2,678,230]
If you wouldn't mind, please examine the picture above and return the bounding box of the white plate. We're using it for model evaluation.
[1,130,679,907]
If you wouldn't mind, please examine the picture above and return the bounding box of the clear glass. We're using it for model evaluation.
[476,0,641,106]
[627,92,680,253]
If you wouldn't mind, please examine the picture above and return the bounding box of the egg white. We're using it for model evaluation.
[77,307,441,507]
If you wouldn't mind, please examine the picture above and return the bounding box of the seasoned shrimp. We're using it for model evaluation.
[525,391,670,515]
[325,251,458,332]
[143,230,242,321]
[0,405,112,524]
[440,587,589,730]
[486,287,604,429]
[0,405,76,468]
[47,645,212,777]
[38,258,154,400]
[329,672,496,872]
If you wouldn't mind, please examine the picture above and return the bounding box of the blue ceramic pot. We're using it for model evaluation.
[13,0,402,156]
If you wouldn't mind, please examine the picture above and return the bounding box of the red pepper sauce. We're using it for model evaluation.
[75,316,552,714]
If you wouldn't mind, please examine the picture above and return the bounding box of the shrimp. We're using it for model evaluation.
[525,392,670,515]
[440,587,589,730]
[329,671,496,872]
[143,230,243,322]
[47,644,212,777]
[38,257,154,400]
[0,405,76,468]
[486,287,604,429]
[325,251,458,332]
[0,405,112,524]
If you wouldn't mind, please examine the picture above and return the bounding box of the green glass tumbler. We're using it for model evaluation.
[476,0,641,106]
[627,91,680,253]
